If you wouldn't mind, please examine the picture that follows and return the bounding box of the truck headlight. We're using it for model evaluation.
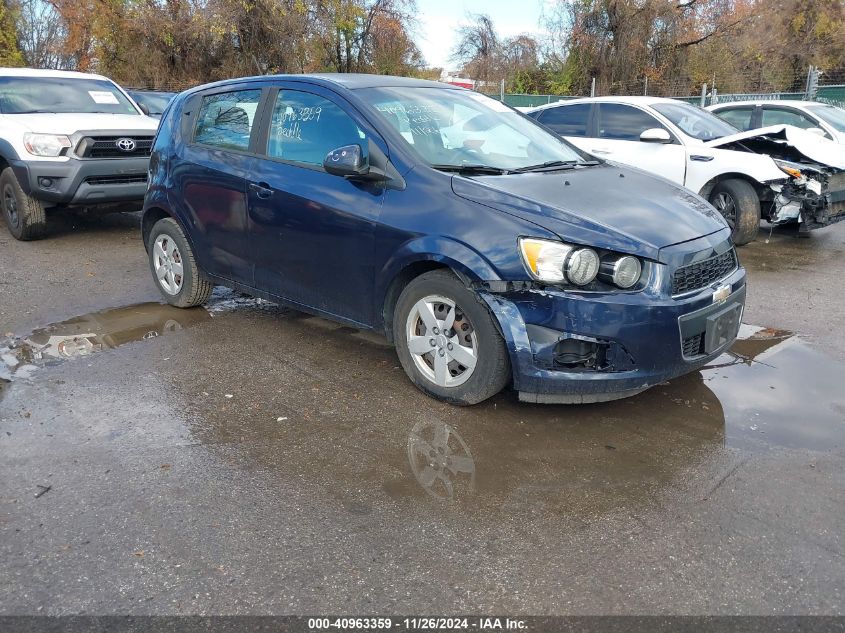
[23,133,71,157]
[519,238,599,286]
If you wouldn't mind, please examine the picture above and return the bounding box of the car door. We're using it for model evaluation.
[588,103,687,185]
[174,85,265,285]
[246,84,384,326]
[761,105,833,139]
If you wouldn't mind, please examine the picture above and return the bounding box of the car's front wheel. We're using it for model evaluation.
[147,217,213,307]
[0,167,46,241]
[708,179,760,246]
[393,270,511,405]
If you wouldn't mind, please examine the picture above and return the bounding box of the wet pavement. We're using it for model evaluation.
[1,215,844,614]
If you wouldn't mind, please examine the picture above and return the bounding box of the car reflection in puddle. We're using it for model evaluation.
[403,324,845,502]
[0,302,212,381]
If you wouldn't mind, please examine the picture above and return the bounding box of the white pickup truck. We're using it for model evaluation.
[0,67,160,240]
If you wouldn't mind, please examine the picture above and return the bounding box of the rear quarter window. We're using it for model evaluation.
[535,103,591,137]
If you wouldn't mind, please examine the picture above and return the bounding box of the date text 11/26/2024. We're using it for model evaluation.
[307,617,528,630]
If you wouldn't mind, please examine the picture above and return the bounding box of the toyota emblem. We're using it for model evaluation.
[115,138,136,152]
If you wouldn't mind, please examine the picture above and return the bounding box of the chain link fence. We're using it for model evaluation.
[484,67,845,110]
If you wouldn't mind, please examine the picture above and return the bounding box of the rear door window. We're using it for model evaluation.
[597,103,668,141]
[714,107,755,131]
[761,107,819,130]
[535,103,591,137]
[193,89,262,151]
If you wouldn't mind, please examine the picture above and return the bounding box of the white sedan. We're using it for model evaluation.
[707,100,845,144]
[527,96,845,245]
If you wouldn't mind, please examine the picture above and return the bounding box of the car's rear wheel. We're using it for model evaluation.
[0,167,47,241]
[147,217,213,307]
[393,270,510,405]
[709,179,760,246]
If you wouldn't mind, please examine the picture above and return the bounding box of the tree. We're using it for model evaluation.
[0,0,25,66]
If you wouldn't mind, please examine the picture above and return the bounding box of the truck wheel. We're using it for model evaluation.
[393,270,511,406]
[708,179,759,246]
[0,167,47,240]
[147,217,213,307]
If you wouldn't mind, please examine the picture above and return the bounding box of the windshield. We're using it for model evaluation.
[806,104,845,133]
[358,87,587,171]
[652,101,738,141]
[129,91,176,116]
[0,77,139,115]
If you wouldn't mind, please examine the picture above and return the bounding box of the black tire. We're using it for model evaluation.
[393,270,510,406]
[708,179,760,246]
[147,217,213,307]
[0,167,47,240]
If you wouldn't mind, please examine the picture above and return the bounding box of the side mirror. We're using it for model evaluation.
[138,102,151,116]
[806,127,827,137]
[323,144,369,178]
[640,128,672,143]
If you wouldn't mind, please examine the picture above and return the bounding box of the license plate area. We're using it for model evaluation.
[704,303,742,353]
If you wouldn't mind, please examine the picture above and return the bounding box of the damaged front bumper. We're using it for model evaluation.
[768,167,845,229]
[478,258,746,404]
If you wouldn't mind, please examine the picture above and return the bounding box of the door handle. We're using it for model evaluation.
[590,148,611,154]
[249,182,273,199]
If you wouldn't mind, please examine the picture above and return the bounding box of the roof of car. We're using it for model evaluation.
[183,73,457,95]
[708,100,824,109]
[527,95,683,112]
[0,67,112,82]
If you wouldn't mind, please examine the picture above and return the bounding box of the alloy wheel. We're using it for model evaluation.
[3,184,19,227]
[713,192,737,228]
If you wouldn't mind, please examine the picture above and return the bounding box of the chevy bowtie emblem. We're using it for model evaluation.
[712,284,731,303]
[115,138,136,152]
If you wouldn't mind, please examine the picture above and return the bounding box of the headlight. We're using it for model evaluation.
[774,159,802,180]
[521,237,644,289]
[519,238,599,286]
[23,133,71,157]
[566,248,600,285]
[607,255,642,289]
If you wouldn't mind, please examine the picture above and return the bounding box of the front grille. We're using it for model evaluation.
[83,174,148,185]
[75,135,154,159]
[682,333,705,358]
[672,249,737,295]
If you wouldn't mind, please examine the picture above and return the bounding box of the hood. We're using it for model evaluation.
[452,163,728,261]
[7,113,159,135]
[705,124,845,170]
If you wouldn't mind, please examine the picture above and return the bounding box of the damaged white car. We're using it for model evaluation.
[526,96,845,245]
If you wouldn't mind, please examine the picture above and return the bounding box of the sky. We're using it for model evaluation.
[415,0,547,71]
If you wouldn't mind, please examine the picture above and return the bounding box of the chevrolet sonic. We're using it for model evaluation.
[142,74,746,405]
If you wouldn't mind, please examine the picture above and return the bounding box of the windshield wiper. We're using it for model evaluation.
[513,159,600,173]
[430,163,510,175]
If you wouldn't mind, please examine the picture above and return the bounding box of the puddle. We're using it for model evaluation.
[700,324,845,451]
[0,302,212,381]
[0,288,282,382]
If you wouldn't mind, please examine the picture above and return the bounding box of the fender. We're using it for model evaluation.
[374,234,506,333]
[685,148,786,194]
[0,140,32,194]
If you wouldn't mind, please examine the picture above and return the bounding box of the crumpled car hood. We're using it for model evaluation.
[704,125,845,170]
[452,163,729,261]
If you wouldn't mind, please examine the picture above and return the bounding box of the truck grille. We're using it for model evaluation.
[84,174,148,185]
[672,249,737,295]
[75,135,154,159]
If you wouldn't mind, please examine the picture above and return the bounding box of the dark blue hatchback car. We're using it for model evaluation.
[142,74,746,405]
